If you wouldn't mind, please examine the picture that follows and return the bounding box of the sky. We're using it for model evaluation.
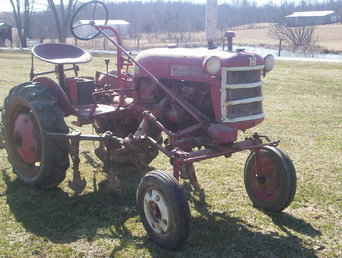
[0,0,306,13]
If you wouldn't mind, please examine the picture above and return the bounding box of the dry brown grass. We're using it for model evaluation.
[233,23,342,52]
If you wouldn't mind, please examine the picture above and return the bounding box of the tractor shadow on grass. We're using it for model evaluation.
[265,211,322,238]
[183,182,321,257]
[2,155,174,257]
[2,164,145,243]
[3,164,322,257]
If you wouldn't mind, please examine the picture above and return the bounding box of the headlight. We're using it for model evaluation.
[264,54,275,73]
[203,56,221,75]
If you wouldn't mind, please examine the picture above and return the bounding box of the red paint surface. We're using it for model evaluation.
[65,78,78,105]
[135,48,265,131]
[250,153,280,201]
[13,113,39,164]
[208,123,237,144]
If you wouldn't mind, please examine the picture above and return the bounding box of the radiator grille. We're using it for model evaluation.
[226,70,261,84]
[221,65,264,123]
[226,87,262,101]
[226,102,263,119]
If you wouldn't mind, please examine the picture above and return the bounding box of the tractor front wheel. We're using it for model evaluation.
[3,83,69,188]
[244,146,297,212]
[136,170,190,249]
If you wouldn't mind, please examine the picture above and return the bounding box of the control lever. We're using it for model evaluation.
[104,58,110,88]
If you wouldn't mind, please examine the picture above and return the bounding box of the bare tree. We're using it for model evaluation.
[269,23,317,53]
[9,0,35,48]
[6,0,339,47]
[47,0,78,43]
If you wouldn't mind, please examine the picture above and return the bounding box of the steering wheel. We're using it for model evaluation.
[71,0,109,41]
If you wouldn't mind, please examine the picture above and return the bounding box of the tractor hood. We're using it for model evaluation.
[135,48,265,81]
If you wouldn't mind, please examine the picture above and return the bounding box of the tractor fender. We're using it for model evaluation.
[32,77,75,116]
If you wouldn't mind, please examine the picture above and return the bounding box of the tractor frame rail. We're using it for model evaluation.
[45,121,279,186]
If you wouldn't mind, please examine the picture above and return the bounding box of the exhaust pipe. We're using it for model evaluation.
[224,31,236,51]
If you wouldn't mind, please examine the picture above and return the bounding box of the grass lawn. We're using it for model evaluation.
[0,51,341,257]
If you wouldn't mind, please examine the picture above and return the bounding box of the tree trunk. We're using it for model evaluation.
[48,0,63,42]
[9,0,31,48]
[48,0,76,43]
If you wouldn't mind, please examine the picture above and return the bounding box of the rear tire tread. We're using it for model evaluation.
[3,82,69,188]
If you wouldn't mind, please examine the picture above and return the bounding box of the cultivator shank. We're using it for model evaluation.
[46,127,159,193]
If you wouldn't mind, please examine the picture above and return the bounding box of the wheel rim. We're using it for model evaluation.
[250,154,280,201]
[143,189,170,234]
[12,111,41,177]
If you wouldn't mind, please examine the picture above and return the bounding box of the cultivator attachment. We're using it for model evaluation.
[67,131,87,194]
[46,129,157,194]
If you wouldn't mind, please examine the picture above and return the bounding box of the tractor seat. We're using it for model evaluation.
[32,43,92,65]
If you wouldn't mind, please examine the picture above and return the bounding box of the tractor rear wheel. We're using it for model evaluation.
[3,82,69,188]
[136,170,190,249]
[244,146,297,212]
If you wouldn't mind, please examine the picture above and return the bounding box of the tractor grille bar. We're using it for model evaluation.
[221,65,264,123]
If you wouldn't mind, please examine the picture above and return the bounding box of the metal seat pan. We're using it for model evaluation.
[32,43,92,64]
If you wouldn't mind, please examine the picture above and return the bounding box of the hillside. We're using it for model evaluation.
[233,22,342,53]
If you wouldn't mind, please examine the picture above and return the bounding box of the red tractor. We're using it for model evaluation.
[0,1,296,250]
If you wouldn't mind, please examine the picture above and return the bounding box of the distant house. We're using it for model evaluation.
[285,10,338,27]
[78,19,130,37]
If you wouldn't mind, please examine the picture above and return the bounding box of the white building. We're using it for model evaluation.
[285,10,338,27]
[78,19,130,37]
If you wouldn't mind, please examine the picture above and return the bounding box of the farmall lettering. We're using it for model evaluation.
[0,0,296,251]
[249,55,257,66]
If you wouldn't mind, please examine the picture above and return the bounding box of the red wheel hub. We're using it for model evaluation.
[250,155,280,201]
[148,201,162,222]
[13,113,40,164]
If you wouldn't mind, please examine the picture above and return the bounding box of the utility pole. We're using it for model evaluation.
[206,0,218,49]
